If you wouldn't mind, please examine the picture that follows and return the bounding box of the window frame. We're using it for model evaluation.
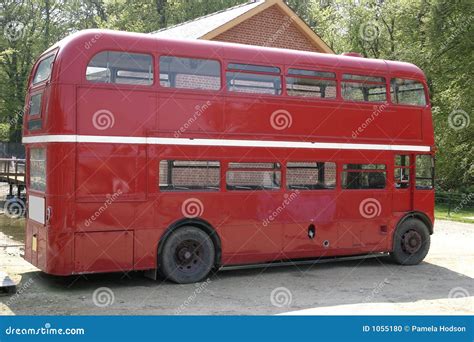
[286,161,337,190]
[394,155,411,189]
[415,154,435,190]
[341,73,388,103]
[158,54,223,92]
[225,61,283,97]
[225,161,282,191]
[30,49,58,88]
[85,49,156,87]
[285,67,338,100]
[389,77,429,108]
[28,147,47,193]
[341,163,387,190]
[158,159,221,192]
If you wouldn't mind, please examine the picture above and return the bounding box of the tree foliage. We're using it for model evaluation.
[0,0,472,190]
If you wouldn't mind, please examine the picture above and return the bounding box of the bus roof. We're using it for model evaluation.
[42,29,426,83]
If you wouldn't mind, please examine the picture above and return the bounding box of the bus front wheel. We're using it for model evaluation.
[390,218,430,265]
[159,226,215,284]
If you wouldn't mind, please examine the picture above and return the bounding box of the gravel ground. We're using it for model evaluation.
[0,219,473,315]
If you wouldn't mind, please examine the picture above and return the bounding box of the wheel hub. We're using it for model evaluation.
[401,230,422,254]
[175,240,202,269]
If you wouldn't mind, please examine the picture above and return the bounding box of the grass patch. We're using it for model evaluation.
[435,204,474,223]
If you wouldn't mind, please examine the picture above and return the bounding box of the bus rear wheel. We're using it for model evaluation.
[390,218,430,265]
[159,226,215,284]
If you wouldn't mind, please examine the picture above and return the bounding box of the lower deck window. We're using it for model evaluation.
[159,160,220,191]
[286,162,336,190]
[416,155,434,189]
[29,148,46,192]
[342,164,386,189]
[395,155,410,189]
[226,162,280,190]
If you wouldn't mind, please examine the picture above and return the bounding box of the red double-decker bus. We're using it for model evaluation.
[22,30,435,283]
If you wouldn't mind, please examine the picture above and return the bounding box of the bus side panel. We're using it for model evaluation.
[74,231,133,273]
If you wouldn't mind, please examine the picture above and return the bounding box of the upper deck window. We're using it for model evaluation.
[86,51,153,85]
[226,63,281,95]
[342,74,387,102]
[286,68,336,99]
[33,55,54,85]
[390,78,427,106]
[160,56,221,91]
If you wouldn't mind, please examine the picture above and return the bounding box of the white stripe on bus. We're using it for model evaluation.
[22,135,431,152]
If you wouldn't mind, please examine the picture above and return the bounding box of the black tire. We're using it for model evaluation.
[159,226,215,284]
[390,218,430,265]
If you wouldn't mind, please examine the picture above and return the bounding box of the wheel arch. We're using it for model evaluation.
[157,218,222,269]
[395,211,433,235]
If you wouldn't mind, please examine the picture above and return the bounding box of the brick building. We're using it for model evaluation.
[152,0,334,54]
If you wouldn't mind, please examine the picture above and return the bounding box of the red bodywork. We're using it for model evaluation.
[22,30,435,275]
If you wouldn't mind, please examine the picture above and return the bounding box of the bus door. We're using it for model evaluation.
[393,154,413,212]
[336,162,391,251]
